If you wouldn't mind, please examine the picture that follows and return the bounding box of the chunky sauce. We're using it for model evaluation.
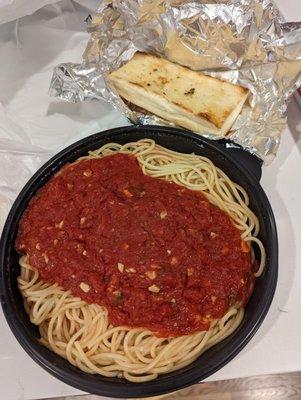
[17,153,255,337]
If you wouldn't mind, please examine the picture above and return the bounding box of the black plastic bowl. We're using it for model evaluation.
[0,126,278,398]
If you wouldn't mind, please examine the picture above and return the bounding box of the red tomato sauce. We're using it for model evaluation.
[16,153,255,337]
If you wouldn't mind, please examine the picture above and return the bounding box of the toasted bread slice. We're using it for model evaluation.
[109,53,248,135]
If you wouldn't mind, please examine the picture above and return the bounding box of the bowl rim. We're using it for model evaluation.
[0,125,278,398]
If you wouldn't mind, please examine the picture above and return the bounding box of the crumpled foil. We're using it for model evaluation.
[50,0,301,164]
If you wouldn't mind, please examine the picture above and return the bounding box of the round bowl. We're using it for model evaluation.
[0,125,278,398]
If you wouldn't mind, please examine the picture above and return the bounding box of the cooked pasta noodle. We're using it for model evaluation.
[18,139,265,382]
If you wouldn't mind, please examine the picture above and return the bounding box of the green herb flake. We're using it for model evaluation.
[184,88,195,95]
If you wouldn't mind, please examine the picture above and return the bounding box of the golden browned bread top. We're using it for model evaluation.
[110,53,248,129]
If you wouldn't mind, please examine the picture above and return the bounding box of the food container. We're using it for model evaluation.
[0,126,278,398]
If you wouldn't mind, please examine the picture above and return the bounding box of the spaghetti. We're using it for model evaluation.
[17,139,265,382]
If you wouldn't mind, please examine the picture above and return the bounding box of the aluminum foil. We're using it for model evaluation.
[50,0,301,164]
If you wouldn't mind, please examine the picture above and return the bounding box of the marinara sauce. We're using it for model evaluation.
[16,153,255,337]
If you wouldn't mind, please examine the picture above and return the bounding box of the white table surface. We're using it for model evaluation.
[0,1,300,399]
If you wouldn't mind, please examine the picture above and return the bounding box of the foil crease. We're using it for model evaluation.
[49,0,301,164]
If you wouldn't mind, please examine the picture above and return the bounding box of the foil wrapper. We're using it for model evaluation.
[50,0,301,164]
